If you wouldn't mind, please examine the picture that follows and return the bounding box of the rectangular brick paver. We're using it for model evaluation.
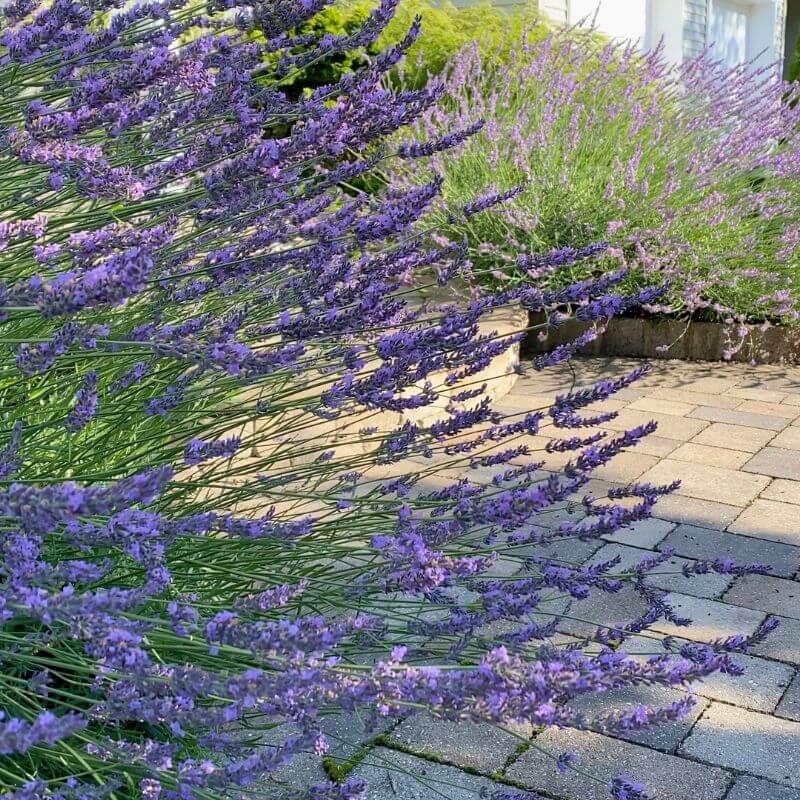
[727,386,789,403]
[568,684,706,752]
[743,447,800,481]
[653,494,740,530]
[776,672,800,722]
[507,727,731,800]
[602,516,675,548]
[669,442,751,469]
[771,426,800,450]
[587,542,731,598]
[763,479,800,506]
[660,524,800,579]
[639,459,769,507]
[629,397,697,416]
[726,776,800,800]
[751,614,800,665]
[723,574,800,619]
[680,702,800,788]
[690,650,795,713]
[352,747,510,800]
[737,400,800,420]
[729,500,800,546]
[689,406,788,431]
[646,387,742,409]
[634,435,682,457]
[388,715,521,773]
[692,422,778,453]
[601,409,710,441]
[650,592,766,642]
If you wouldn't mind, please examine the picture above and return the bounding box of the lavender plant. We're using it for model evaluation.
[400,27,800,339]
[0,2,778,799]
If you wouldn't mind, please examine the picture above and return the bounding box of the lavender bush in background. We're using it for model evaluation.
[0,2,778,798]
[403,27,800,347]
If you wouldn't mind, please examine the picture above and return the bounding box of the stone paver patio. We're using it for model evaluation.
[273,357,800,800]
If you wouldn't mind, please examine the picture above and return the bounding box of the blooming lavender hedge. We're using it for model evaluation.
[0,2,778,799]
[402,27,800,341]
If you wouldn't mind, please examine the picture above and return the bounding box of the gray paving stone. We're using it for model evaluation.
[729,500,800,547]
[680,702,800,787]
[568,684,706,752]
[388,715,520,773]
[352,747,509,800]
[653,494,741,530]
[558,583,650,639]
[602,516,675,548]
[724,574,800,619]
[743,448,800,481]
[751,614,800,665]
[660,524,800,579]
[588,541,731,598]
[650,592,766,642]
[776,672,800,722]
[690,651,795,713]
[689,406,788,431]
[506,727,731,800]
[726,776,800,800]
[623,633,795,712]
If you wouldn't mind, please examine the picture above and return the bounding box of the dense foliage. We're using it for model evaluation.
[280,0,549,92]
[0,1,776,799]
[401,28,800,339]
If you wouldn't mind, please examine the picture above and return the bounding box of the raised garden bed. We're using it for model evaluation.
[524,313,800,364]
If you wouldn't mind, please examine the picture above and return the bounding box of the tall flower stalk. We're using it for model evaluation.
[401,27,800,333]
[0,2,776,799]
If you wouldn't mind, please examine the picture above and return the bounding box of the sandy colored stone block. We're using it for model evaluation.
[593,451,659,483]
[727,386,789,403]
[651,592,765,642]
[743,448,800,481]
[772,426,800,451]
[689,406,788,431]
[629,396,697,416]
[729,499,800,546]
[692,422,777,453]
[763,479,800,506]
[670,442,750,469]
[680,702,800,787]
[646,387,742,409]
[737,400,800,420]
[639,459,769,507]
[634,435,682,457]
[653,494,741,530]
[600,409,710,441]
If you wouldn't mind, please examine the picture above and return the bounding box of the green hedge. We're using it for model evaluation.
[282,0,548,92]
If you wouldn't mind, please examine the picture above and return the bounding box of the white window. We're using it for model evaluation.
[709,0,750,68]
[708,0,783,72]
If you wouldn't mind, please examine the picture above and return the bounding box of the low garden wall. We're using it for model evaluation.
[525,313,800,364]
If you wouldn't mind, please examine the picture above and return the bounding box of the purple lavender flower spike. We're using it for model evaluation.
[65,371,99,432]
